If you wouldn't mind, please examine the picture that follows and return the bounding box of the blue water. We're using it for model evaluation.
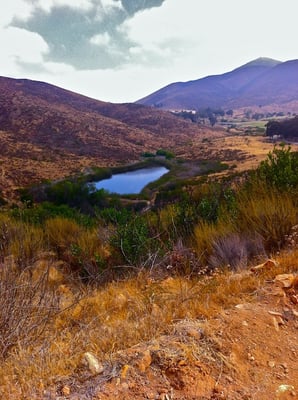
[94,166,169,194]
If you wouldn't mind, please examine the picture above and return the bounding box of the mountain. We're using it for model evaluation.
[0,76,206,199]
[137,58,298,111]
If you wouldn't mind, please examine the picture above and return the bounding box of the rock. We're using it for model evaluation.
[272,317,279,332]
[268,360,275,368]
[292,275,298,289]
[277,316,285,326]
[121,382,129,390]
[250,259,277,273]
[268,310,283,317]
[289,293,298,305]
[292,309,298,318]
[276,384,295,396]
[61,386,71,396]
[82,352,104,375]
[173,321,204,340]
[274,274,295,288]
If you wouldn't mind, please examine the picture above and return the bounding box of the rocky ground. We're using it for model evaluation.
[46,267,298,400]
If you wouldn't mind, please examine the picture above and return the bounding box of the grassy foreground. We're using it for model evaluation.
[0,247,297,398]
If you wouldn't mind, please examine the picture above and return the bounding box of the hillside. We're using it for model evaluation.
[0,76,209,199]
[137,58,298,112]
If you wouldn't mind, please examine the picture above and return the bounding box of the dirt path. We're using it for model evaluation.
[50,277,298,400]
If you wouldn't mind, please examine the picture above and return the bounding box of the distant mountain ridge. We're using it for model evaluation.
[136,58,298,111]
[0,75,203,156]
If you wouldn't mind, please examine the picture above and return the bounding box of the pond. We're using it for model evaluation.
[93,166,169,194]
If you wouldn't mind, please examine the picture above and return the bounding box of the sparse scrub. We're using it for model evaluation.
[235,190,297,251]
[45,217,82,258]
[0,246,297,397]
[45,217,110,279]
[0,214,46,267]
[208,233,265,270]
[0,263,59,359]
[193,220,234,266]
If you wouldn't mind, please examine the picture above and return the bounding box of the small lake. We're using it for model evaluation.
[93,166,169,194]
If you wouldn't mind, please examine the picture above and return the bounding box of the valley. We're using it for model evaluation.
[0,72,298,400]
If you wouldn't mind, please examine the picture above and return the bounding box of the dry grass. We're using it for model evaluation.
[0,263,59,359]
[0,247,297,398]
[193,220,234,265]
[193,134,298,173]
[236,190,298,250]
[0,214,46,267]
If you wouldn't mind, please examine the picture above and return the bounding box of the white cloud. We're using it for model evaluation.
[0,26,48,75]
[0,0,32,24]
[90,32,111,46]
[101,0,123,10]
[1,0,298,103]
[25,0,93,13]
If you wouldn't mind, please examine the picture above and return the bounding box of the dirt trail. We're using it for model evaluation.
[51,277,298,400]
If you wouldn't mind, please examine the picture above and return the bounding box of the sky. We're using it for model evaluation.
[1,0,298,103]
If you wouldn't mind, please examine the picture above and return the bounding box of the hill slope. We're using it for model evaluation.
[137,58,298,111]
[0,76,207,199]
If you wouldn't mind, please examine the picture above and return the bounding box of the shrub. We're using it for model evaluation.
[45,217,81,257]
[208,233,265,270]
[44,217,110,279]
[70,228,111,280]
[235,190,297,251]
[193,220,234,266]
[156,149,175,159]
[10,202,94,227]
[0,214,46,267]
[257,145,298,190]
[8,224,45,267]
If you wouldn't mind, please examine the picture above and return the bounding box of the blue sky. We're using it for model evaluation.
[1,0,298,102]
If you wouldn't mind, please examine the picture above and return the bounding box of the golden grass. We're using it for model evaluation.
[0,214,46,266]
[198,135,298,173]
[0,248,297,398]
[193,220,234,264]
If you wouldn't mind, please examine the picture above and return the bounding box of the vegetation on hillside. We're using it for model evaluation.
[266,115,298,138]
[0,145,298,397]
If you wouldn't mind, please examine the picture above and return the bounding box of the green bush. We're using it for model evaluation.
[156,149,175,159]
[257,145,298,190]
[101,209,153,266]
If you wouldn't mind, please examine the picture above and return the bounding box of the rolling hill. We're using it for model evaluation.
[137,58,298,111]
[0,76,208,200]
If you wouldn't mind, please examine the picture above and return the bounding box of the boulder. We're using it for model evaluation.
[250,259,277,273]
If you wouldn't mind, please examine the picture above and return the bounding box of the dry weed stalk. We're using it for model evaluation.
[0,263,59,359]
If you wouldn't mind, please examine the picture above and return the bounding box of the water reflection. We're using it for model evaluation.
[94,166,168,194]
